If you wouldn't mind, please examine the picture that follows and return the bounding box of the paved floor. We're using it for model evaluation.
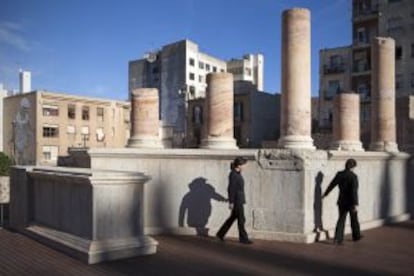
[1,221,414,276]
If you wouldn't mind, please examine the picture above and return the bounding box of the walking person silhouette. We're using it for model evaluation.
[216,157,252,244]
[323,158,362,245]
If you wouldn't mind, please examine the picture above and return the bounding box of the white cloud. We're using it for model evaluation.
[0,21,31,52]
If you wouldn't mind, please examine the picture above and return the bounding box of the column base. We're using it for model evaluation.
[201,137,238,149]
[330,140,364,151]
[278,135,315,150]
[369,141,399,153]
[127,136,164,149]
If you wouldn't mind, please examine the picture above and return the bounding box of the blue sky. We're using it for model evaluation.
[0,0,351,100]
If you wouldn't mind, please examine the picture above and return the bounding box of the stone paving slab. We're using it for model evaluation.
[1,221,414,275]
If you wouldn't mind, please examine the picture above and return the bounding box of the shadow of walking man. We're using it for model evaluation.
[179,177,227,237]
[314,171,330,242]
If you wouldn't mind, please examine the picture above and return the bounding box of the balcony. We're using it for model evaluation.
[323,64,346,75]
[352,62,371,76]
[353,5,379,22]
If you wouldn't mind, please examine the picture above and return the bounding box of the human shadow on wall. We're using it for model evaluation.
[178,177,227,237]
[407,156,414,218]
[313,171,330,242]
[380,155,392,220]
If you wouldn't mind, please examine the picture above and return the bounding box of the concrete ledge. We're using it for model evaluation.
[88,148,257,160]
[24,225,158,264]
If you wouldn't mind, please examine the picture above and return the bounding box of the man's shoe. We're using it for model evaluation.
[353,235,364,242]
[240,239,253,245]
[216,234,224,241]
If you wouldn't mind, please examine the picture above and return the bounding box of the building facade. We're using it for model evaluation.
[319,46,352,129]
[186,81,280,148]
[0,84,8,152]
[227,54,264,91]
[319,0,414,147]
[19,70,31,94]
[2,91,130,165]
[129,39,264,146]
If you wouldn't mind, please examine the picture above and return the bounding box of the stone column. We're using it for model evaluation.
[127,88,163,148]
[370,37,398,152]
[201,73,238,149]
[278,8,315,149]
[331,93,364,151]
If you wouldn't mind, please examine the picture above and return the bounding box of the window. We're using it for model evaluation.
[327,80,341,98]
[199,61,204,69]
[411,73,414,88]
[97,107,104,122]
[189,85,196,96]
[67,125,76,134]
[396,74,403,89]
[42,105,59,116]
[245,68,252,76]
[43,125,59,137]
[192,106,203,125]
[356,27,368,43]
[213,66,217,72]
[96,128,105,142]
[189,58,195,66]
[189,73,195,80]
[330,55,342,67]
[396,46,403,60]
[68,104,76,119]
[81,126,90,141]
[82,106,90,120]
[199,75,203,82]
[234,102,244,122]
[357,83,370,100]
[205,64,210,71]
[387,17,403,32]
[152,67,159,74]
[42,146,58,161]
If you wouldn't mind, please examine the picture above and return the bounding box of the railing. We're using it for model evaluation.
[323,64,346,74]
[353,4,379,19]
[352,63,370,73]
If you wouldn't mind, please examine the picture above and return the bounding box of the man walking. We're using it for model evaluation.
[323,158,362,245]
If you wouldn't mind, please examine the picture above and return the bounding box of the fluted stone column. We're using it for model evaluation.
[127,88,163,148]
[331,93,364,151]
[370,37,398,152]
[278,8,315,149]
[201,73,238,149]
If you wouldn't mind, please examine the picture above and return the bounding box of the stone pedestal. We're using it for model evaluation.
[10,166,157,264]
[128,88,163,148]
[278,8,315,150]
[201,73,238,149]
[369,37,398,152]
[330,93,364,151]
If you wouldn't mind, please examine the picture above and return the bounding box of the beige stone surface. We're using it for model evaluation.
[370,37,398,152]
[279,8,314,149]
[202,73,237,149]
[331,93,363,151]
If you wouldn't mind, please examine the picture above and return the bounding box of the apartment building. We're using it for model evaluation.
[319,0,414,147]
[2,90,130,165]
[129,39,264,146]
[227,54,264,91]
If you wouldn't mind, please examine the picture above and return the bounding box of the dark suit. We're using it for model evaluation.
[324,169,361,243]
[216,170,249,242]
